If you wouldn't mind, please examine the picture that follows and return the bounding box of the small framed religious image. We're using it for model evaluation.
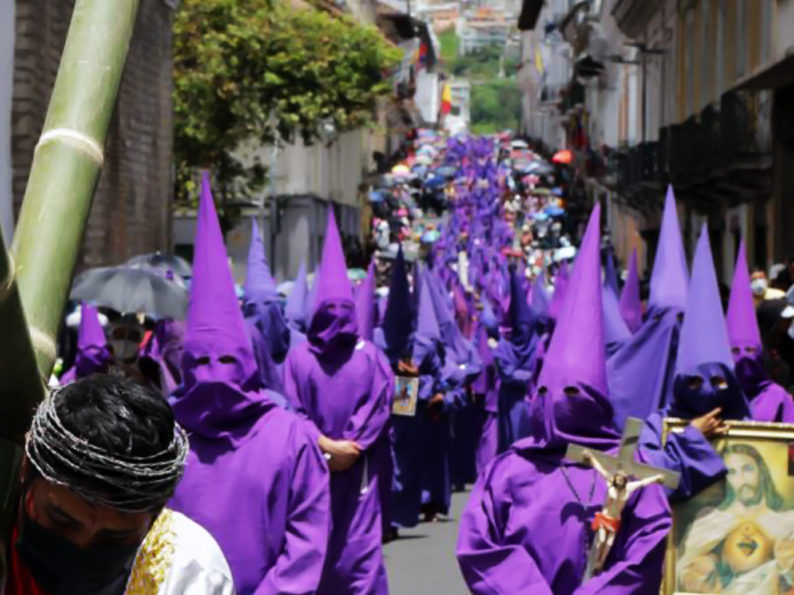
[662,418,794,595]
[392,376,419,417]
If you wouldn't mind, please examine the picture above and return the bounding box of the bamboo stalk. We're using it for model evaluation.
[0,0,143,579]
[11,0,142,377]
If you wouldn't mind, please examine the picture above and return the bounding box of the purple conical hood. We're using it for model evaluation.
[416,269,441,343]
[540,205,608,396]
[619,249,642,333]
[526,204,618,453]
[186,173,253,357]
[173,173,271,445]
[549,261,570,320]
[314,209,353,308]
[603,285,631,348]
[727,240,762,348]
[381,247,415,361]
[78,302,107,351]
[355,261,376,341]
[530,272,551,319]
[285,261,308,332]
[676,225,733,375]
[244,218,278,302]
[649,186,688,312]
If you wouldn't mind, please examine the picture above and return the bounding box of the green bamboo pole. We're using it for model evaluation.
[0,0,143,579]
[11,0,142,379]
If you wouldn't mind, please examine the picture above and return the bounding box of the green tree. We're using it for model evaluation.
[173,0,401,207]
[470,80,522,133]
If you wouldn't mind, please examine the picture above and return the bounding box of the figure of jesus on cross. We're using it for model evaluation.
[566,418,680,578]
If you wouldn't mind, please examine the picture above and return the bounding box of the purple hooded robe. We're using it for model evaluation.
[640,225,751,502]
[284,210,392,595]
[493,270,538,453]
[138,319,185,394]
[457,204,671,595]
[607,187,689,431]
[243,218,298,395]
[60,303,112,383]
[727,240,794,422]
[169,173,330,595]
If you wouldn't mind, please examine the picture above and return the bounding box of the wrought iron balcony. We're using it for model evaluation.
[720,90,772,164]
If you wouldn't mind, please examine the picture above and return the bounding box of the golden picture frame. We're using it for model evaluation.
[662,418,794,595]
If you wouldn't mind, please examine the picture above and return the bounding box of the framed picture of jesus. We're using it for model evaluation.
[662,419,794,595]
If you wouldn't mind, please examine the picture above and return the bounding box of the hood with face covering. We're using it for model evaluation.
[243,218,291,363]
[170,172,276,445]
[379,247,415,363]
[667,225,750,420]
[61,303,111,383]
[307,209,358,358]
[726,241,774,399]
[518,204,620,454]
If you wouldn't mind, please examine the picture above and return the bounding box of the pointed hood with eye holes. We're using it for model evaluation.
[380,247,415,363]
[667,225,750,420]
[619,248,642,333]
[170,172,274,445]
[243,218,290,364]
[62,303,111,382]
[727,240,770,400]
[307,209,358,357]
[520,204,620,454]
[649,186,689,314]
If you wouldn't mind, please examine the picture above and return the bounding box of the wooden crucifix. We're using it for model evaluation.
[566,417,680,579]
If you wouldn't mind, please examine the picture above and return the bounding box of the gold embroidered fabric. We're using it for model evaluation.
[125,509,177,595]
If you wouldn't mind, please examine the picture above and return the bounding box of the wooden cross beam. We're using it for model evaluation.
[565,417,680,490]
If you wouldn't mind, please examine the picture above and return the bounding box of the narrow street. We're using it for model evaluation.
[385,491,471,595]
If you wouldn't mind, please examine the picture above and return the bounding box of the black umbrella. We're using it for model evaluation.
[126,252,193,279]
[71,267,189,320]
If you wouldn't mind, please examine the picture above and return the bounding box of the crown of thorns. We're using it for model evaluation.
[25,391,189,513]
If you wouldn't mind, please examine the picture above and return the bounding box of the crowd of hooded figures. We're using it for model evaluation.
[48,135,794,595]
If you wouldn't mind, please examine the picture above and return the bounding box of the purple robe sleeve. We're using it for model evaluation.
[456,464,556,595]
[342,347,393,450]
[256,423,331,595]
[751,383,794,423]
[639,413,726,502]
[574,485,671,595]
[283,354,322,443]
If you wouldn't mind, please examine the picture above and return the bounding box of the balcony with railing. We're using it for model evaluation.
[720,90,772,165]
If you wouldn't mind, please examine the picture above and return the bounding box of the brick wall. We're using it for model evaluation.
[12,0,174,270]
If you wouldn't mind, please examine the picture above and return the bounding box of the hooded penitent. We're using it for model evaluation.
[493,269,538,453]
[640,225,750,502]
[243,218,292,393]
[607,187,689,430]
[618,249,642,333]
[285,208,391,595]
[603,284,631,356]
[458,204,671,595]
[169,172,330,595]
[60,303,111,383]
[377,247,415,363]
[726,241,794,422]
[138,319,185,394]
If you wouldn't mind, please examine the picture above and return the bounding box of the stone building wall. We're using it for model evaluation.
[11,0,174,269]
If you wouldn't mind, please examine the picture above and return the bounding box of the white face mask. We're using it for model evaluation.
[108,322,144,363]
[751,278,768,297]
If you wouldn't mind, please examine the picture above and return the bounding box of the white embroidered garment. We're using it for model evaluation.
[125,509,236,595]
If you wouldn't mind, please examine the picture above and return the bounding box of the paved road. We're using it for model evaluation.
[384,490,471,595]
